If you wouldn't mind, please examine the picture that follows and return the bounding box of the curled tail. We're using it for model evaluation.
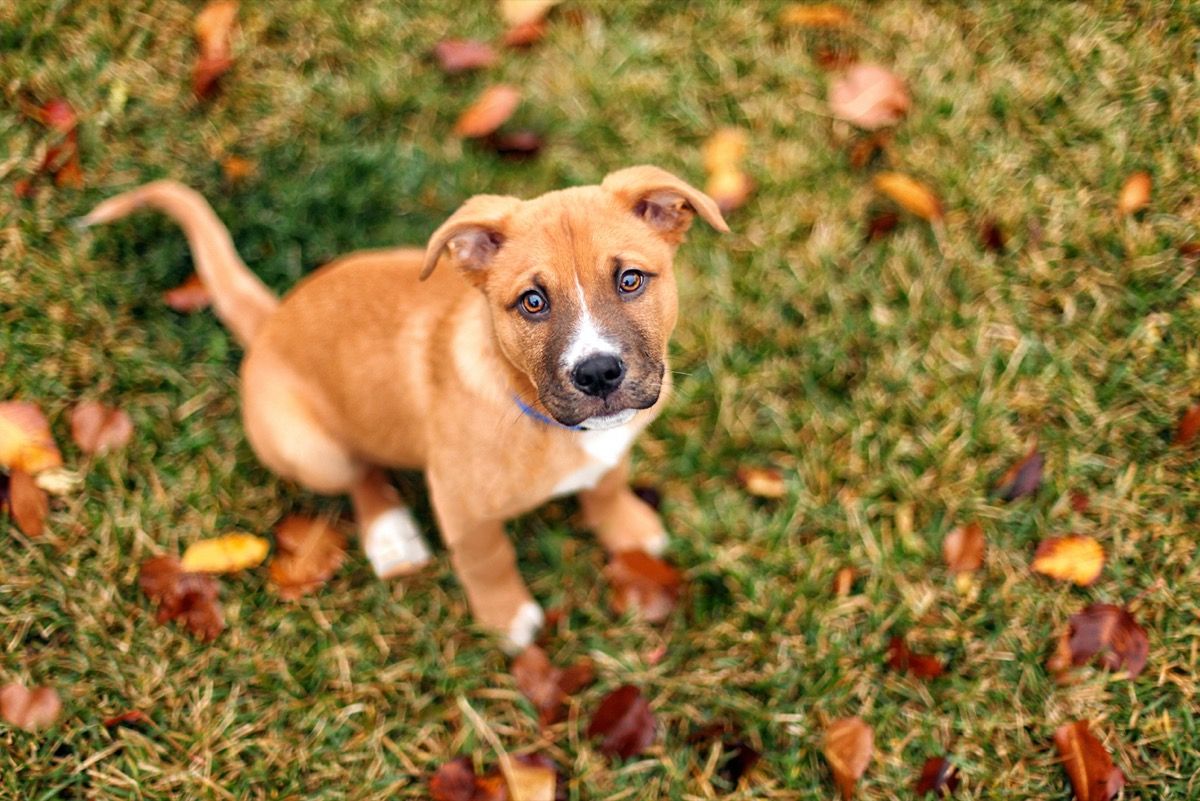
[80,180,278,346]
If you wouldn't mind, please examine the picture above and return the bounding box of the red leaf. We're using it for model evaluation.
[192,1,238,99]
[434,39,498,74]
[1174,403,1200,445]
[1053,721,1126,801]
[865,211,900,242]
[995,446,1044,502]
[102,710,151,729]
[980,218,1006,253]
[19,99,82,195]
[139,555,224,641]
[915,755,960,796]
[604,550,682,623]
[511,645,595,725]
[503,20,547,48]
[1069,490,1090,514]
[586,685,656,760]
[886,635,945,679]
[1048,603,1148,679]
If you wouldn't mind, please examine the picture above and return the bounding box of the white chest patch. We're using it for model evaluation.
[550,420,642,497]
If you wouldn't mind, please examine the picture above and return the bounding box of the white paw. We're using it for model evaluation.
[364,508,432,579]
[643,529,669,556]
[502,601,545,654]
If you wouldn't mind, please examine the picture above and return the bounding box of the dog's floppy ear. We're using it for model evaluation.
[420,194,521,280]
[602,165,730,243]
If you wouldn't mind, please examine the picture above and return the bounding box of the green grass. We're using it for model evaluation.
[4,1,1200,798]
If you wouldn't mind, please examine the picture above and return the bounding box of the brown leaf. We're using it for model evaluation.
[102,710,151,729]
[1048,603,1148,679]
[163,273,213,312]
[486,130,544,160]
[780,4,855,27]
[7,468,48,537]
[980,218,1006,253]
[814,45,859,71]
[942,521,984,573]
[511,645,595,725]
[604,550,682,624]
[503,20,547,48]
[915,755,960,796]
[1053,721,1126,801]
[736,466,786,499]
[1070,490,1090,514]
[193,0,238,99]
[502,756,557,801]
[18,99,82,196]
[829,64,910,131]
[0,401,63,474]
[847,131,890,170]
[886,635,945,679]
[268,515,347,599]
[865,211,900,242]
[499,0,560,28]
[873,172,943,221]
[994,446,1043,502]
[1032,535,1105,586]
[1179,241,1200,258]
[430,757,484,801]
[70,401,133,455]
[586,684,656,760]
[1116,171,1151,217]
[1174,403,1200,445]
[0,684,62,732]
[454,85,522,139]
[434,39,499,74]
[221,155,257,182]
[824,717,873,800]
[139,555,225,641]
[833,566,856,596]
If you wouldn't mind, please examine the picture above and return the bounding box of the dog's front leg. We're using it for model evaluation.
[579,458,668,556]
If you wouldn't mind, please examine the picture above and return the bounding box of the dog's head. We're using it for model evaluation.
[422,166,728,430]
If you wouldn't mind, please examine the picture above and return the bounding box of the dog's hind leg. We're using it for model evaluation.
[350,468,432,578]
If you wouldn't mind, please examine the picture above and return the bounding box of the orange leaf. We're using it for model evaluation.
[0,684,62,732]
[942,521,984,573]
[1032,535,1104,586]
[503,20,547,48]
[6,469,48,537]
[736,466,786,499]
[70,401,133,455]
[886,635,945,680]
[829,64,910,131]
[832,566,856,596]
[1116,171,1151,217]
[604,550,682,623]
[454,85,522,139]
[780,3,855,27]
[139,556,224,641]
[1053,721,1125,801]
[824,717,873,799]
[268,516,347,599]
[221,155,257,182]
[163,273,213,312]
[193,0,238,99]
[0,401,63,474]
[873,172,943,221]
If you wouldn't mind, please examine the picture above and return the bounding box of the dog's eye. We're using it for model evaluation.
[617,269,645,294]
[520,290,548,316]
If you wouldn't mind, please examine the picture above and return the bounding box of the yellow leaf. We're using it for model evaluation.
[501,756,557,801]
[702,128,747,174]
[0,401,63,474]
[1117,171,1151,216]
[780,3,854,28]
[1031,535,1105,586]
[873,172,943,221]
[181,533,270,574]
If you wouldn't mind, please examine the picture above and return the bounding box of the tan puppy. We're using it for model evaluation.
[82,167,727,650]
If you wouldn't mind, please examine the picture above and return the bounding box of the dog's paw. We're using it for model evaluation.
[501,601,545,654]
[364,508,432,579]
[643,528,669,556]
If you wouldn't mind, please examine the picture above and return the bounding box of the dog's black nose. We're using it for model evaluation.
[572,354,625,397]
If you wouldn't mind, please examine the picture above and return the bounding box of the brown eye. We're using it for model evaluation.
[618,269,645,294]
[520,290,548,315]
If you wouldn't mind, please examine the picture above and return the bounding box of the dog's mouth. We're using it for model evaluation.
[540,387,660,430]
[576,409,637,431]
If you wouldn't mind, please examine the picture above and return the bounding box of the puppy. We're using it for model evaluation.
[82,166,727,650]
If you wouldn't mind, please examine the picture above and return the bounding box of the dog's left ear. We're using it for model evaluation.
[602,165,730,243]
[420,194,521,280]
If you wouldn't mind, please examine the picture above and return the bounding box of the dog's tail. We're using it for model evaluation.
[79,180,278,346]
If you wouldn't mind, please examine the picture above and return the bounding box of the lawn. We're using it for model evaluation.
[3,1,1200,798]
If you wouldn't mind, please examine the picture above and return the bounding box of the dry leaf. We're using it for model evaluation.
[499,0,560,28]
[702,128,748,174]
[780,3,854,27]
[511,644,595,725]
[70,401,133,455]
[102,710,151,729]
[268,516,347,599]
[886,635,945,679]
[833,566,856,596]
[454,85,522,139]
[586,685,656,760]
[942,521,984,573]
[706,169,754,214]
[1070,490,1090,514]
[503,20,547,48]
[824,717,873,799]
[501,757,557,801]
[994,446,1044,502]
[873,172,943,221]
[604,550,682,623]
[915,756,960,796]
[193,0,238,99]
[0,684,62,732]
[181,533,271,574]
[1053,721,1125,801]
[847,131,890,170]
[0,401,63,474]
[736,466,786,499]
[1116,171,1151,217]
[815,45,859,71]
[163,273,213,312]
[1174,403,1200,445]
[16,99,82,197]
[434,39,499,74]
[1032,535,1104,586]
[980,218,1006,253]
[1048,603,1148,679]
[139,555,225,641]
[430,757,502,801]
[1178,242,1200,258]
[829,64,910,130]
[6,469,48,537]
[221,155,257,182]
[865,211,900,241]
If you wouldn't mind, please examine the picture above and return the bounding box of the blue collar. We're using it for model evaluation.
[513,394,584,431]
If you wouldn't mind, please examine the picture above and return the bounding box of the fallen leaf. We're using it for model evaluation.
[139,555,224,641]
[815,45,859,71]
[994,446,1044,502]
[501,756,557,801]
[17,99,82,196]
[915,755,960,796]
[430,757,490,801]
[1053,721,1126,801]
[163,273,213,312]
[780,3,855,27]
[824,717,873,800]
[1032,535,1105,586]
[268,516,347,599]
[1116,171,1151,217]
[102,710,151,729]
[736,466,786,499]
[1070,490,1090,514]
[503,20,547,48]
[6,469,48,537]
[886,635,945,679]
[486,130,545,159]
[980,218,1006,253]
[865,211,900,241]
[833,566,856,596]
[499,0,560,28]
[702,128,748,174]
[70,401,133,455]
[586,685,656,760]
[873,172,943,221]
[193,0,238,99]
[181,533,271,574]
[847,131,890,170]
[1174,403,1200,445]
[511,644,595,725]
[706,169,754,214]
[0,401,63,474]
[942,521,985,573]
[434,39,499,74]
[0,684,62,732]
[829,64,910,130]
[1048,603,1148,679]
[454,85,522,139]
[604,550,682,624]
[221,155,256,182]
[1179,242,1200,258]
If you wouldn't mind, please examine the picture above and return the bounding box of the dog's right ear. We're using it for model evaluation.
[420,194,521,281]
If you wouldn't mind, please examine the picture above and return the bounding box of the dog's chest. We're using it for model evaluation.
[550,423,640,497]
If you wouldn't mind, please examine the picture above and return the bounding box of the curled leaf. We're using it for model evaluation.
[1116,171,1151,217]
[193,0,238,99]
[0,684,62,732]
[454,85,522,139]
[604,550,682,623]
[1032,535,1104,586]
[1047,603,1148,679]
[139,556,224,641]
[824,717,873,800]
[942,521,984,573]
[1053,721,1125,801]
[0,401,63,474]
[102,710,151,729]
[268,516,347,599]
[873,172,943,221]
[181,533,270,574]
[829,64,910,130]
[586,685,656,760]
[70,401,133,455]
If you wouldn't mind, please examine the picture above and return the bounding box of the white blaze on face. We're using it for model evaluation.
[560,278,620,371]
